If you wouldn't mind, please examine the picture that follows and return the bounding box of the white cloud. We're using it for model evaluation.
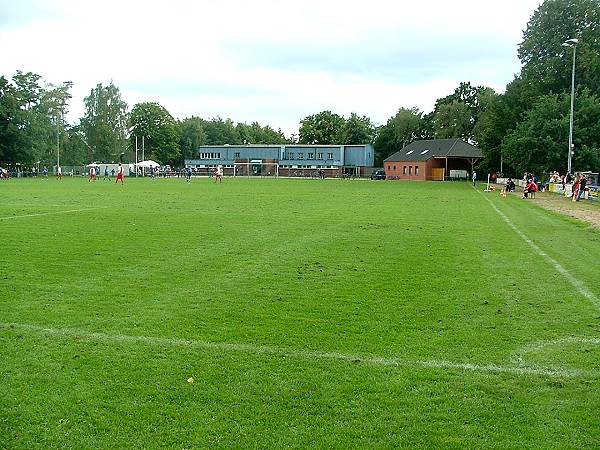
[0,0,543,135]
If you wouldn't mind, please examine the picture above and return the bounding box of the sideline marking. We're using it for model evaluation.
[0,207,109,221]
[478,190,600,311]
[1,322,598,378]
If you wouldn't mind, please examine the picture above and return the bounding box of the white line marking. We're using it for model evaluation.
[519,336,600,354]
[1,322,597,378]
[0,207,109,221]
[512,336,600,366]
[478,190,600,311]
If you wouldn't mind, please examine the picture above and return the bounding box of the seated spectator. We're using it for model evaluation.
[551,171,561,183]
[523,180,538,198]
[505,178,515,192]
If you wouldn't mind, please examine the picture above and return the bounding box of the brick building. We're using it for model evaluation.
[384,139,483,181]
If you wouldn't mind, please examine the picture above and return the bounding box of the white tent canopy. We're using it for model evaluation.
[136,160,160,168]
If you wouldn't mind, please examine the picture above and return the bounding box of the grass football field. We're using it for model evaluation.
[1,176,599,448]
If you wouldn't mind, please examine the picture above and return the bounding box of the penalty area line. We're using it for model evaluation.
[1,322,598,379]
[0,206,110,221]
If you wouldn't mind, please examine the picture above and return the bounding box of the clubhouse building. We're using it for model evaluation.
[384,139,484,181]
[184,144,374,177]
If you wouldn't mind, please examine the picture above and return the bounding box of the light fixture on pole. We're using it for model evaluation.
[562,38,578,175]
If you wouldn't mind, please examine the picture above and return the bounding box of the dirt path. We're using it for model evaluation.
[514,191,600,229]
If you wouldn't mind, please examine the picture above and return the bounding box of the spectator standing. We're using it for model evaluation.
[571,174,581,201]
[576,174,587,201]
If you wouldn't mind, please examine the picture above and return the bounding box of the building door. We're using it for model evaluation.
[431,168,445,181]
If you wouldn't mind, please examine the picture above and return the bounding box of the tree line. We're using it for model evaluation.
[1,0,598,176]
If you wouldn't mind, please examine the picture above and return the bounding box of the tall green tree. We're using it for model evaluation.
[569,88,600,172]
[60,124,89,165]
[130,102,180,165]
[433,101,472,139]
[519,0,600,96]
[485,0,600,175]
[500,89,600,175]
[202,117,239,145]
[501,93,568,176]
[81,82,128,163]
[234,121,286,144]
[299,111,346,144]
[373,107,430,165]
[0,76,27,163]
[342,113,376,145]
[41,81,73,166]
[12,70,42,110]
[431,82,495,141]
[179,117,207,161]
[0,72,73,165]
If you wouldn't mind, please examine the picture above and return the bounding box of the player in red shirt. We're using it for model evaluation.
[116,163,124,184]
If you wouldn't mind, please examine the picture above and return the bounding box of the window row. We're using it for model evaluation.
[386,164,420,176]
[280,165,338,169]
[197,152,222,159]
[286,152,334,160]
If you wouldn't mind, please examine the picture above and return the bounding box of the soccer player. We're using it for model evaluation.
[89,166,95,182]
[104,166,110,180]
[43,166,48,180]
[116,163,124,184]
[214,165,223,182]
[186,166,192,182]
[57,165,63,180]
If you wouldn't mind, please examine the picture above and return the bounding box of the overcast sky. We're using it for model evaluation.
[0,0,543,135]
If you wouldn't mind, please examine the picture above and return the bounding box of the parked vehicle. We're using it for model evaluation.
[371,169,386,180]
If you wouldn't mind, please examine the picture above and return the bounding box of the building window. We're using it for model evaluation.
[289,152,294,159]
[308,152,314,159]
[415,166,419,175]
[409,166,413,175]
[403,166,407,175]
[235,152,240,158]
[317,153,323,159]
[393,165,396,170]
[328,152,334,159]
[298,152,304,159]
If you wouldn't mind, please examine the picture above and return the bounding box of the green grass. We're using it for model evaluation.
[1,177,599,448]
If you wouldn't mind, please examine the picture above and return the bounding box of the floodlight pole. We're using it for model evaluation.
[56,114,60,170]
[563,38,578,175]
[135,136,138,177]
